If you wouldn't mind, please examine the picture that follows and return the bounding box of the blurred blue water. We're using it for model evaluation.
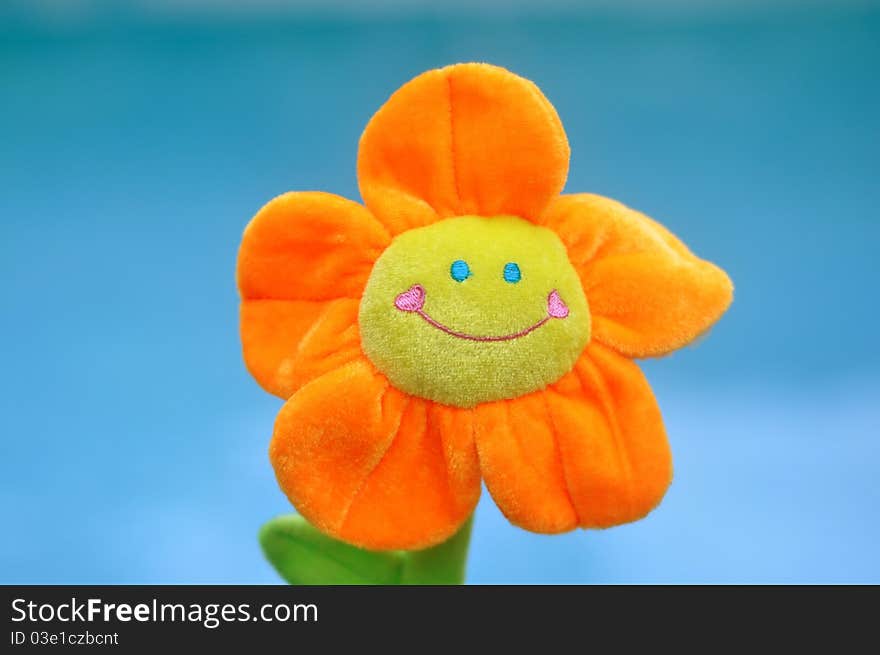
[1,5,878,583]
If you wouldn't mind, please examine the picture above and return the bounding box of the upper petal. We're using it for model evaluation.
[474,342,672,533]
[357,63,570,234]
[237,192,389,397]
[240,298,362,398]
[270,359,480,551]
[237,191,390,302]
[540,193,733,358]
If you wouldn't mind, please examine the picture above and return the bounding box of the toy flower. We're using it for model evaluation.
[238,63,732,552]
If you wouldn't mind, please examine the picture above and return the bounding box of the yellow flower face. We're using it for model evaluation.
[359,216,591,407]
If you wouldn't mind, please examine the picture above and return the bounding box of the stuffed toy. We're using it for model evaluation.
[237,63,733,558]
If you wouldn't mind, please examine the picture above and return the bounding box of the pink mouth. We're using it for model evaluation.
[393,285,569,342]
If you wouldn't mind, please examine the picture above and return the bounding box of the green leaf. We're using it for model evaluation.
[259,514,475,585]
[259,515,404,585]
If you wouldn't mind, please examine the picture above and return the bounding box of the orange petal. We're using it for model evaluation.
[475,342,672,532]
[548,343,673,528]
[237,191,389,302]
[240,298,362,398]
[473,395,579,533]
[270,359,480,550]
[358,63,570,234]
[237,192,388,397]
[540,194,733,358]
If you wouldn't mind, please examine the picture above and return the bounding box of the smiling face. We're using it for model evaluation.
[359,216,591,407]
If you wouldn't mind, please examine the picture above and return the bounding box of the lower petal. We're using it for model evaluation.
[475,343,672,533]
[473,395,579,533]
[548,343,673,528]
[270,359,479,550]
[341,402,481,550]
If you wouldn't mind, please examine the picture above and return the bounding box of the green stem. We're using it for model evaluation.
[399,515,474,585]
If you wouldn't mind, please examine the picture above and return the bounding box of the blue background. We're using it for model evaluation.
[2,1,878,583]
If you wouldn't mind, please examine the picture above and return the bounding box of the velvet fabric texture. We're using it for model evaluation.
[237,63,733,550]
[358,215,591,407]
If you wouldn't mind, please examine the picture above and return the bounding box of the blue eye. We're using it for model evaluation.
[503,262,521,283]
[450,259,471,282]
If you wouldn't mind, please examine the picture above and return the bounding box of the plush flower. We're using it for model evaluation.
[237,63,733,551]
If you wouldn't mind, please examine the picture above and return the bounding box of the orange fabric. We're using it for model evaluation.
[549,343,672,527]
[239,64,733,550]
[540,193,734,358]
[237,192,390,397]
[358,63,569,235]
[475,342,672,532]
[270,358,481,550]
[473,395,579,533]
[238,191,389,302]
[240,299,362,398]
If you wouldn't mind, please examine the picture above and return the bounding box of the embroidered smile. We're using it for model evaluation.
[393,284,569,342]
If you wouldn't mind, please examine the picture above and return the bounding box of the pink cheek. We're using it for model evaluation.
[394,284,426,312]
[547,290,569,318]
